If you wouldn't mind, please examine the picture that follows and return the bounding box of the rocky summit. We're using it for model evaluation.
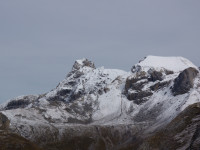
[0,56,200,150]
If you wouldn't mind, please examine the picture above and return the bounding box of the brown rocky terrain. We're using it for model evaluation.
[0,131,42,150]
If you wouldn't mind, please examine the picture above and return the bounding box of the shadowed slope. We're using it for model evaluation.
[0,131,42,150]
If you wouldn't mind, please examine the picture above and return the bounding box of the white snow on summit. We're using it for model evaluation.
[135,55,197,72]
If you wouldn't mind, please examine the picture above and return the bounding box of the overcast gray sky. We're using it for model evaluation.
[0,0,200,103]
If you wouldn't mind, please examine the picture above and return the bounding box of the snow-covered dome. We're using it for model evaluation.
[132,55,197,72]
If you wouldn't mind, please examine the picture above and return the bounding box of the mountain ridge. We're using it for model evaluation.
[0,55,200,150]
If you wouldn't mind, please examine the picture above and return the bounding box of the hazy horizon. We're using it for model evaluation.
[1,0,200,103]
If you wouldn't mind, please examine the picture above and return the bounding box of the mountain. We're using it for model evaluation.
[0,56,200,150]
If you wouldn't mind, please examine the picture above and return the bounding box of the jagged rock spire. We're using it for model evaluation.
[72,58,95,71]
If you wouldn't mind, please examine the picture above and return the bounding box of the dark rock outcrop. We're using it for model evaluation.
[150,81,170,91]
[148,70,163,82]
[125,72,147,92]
[0,113,10,130]
[125,72,153,104]
[172,67,198,96]
[66,59,95,78]
[57,89,71,97]
[5,99,30,110]
[4,95,38,110]
[125,69,165,104]
[127,91,153,104]
[72,59,95,71]
[165,69,174,75]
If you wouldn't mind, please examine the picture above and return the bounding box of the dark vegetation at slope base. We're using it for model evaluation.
[42,103,200,150]
[0,113,41,150]
[0,131,41,150]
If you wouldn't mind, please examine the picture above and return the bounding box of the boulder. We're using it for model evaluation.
[172,67,199,96]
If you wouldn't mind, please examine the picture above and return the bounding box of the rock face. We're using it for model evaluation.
[47,58,101,103]
[48,59,96,102]
[172,67,199,96]
[0,112,10,130]
[147,69,163,82]
[150,81,170,91]
[72,58,95,71]
[125,71,153,104]
[124,68,166,104]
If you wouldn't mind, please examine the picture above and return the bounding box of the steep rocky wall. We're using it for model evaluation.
[172,67,199,96]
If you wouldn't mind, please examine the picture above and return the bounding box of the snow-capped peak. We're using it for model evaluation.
[132,55,197,73]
